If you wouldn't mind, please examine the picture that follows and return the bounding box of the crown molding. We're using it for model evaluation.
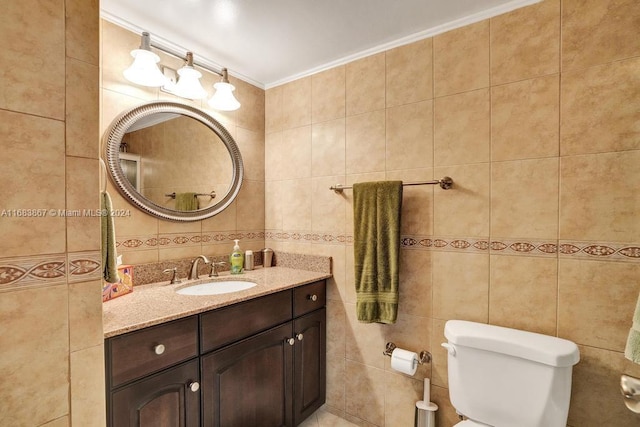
[265,0,541,89]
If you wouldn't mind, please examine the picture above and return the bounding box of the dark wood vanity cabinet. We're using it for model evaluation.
[105,280,326,427]
[293,308,326,423]
[111,359,201,427]
[201,321,294,427]
[201,308,326,427]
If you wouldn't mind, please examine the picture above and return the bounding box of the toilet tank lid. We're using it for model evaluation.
[444,320,580,367]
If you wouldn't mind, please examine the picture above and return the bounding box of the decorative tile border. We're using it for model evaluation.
[264,230,352,244]
[6,236,633,292]
[559,240,640,262]
[116,230,266,252]
[489,238,557,258]
[400,236,490,254]
[266,230,640,263]
[0,250,110,291]
[0,252,87,292]
[202,231,266,244]
[0,254,67,292]
[68,251,102,283]
[117,234,158,251]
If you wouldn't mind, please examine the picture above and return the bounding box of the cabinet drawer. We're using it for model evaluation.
[108,316,198,388]
[293,281,326,317]
[200,290,292,353]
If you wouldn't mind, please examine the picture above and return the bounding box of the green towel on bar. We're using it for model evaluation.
[175,192,199,211]
[353,181,402,324]
[101,191,119,283]
[625,292,640,363]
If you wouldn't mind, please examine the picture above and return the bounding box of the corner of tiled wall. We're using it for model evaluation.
[1,0,104,426]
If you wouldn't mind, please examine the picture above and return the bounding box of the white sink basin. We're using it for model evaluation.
[176,280,257,296]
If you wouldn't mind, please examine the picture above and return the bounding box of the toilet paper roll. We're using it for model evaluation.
[390,348,418,376]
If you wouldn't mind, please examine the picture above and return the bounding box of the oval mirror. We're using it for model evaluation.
[103,101,243,222]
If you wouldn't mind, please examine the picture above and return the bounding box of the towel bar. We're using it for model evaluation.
[330,177,453,193]
[165,191,216,199]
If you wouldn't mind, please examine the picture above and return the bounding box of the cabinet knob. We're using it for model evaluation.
[296,333,304,341]
[154,344,166,355]
[287,338,295,346]
[307,294,318,302]
[188,382,200,392]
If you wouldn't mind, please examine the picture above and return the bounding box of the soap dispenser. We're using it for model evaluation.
[230,239,244,274]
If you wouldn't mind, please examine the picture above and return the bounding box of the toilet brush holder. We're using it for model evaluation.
[414,401,437,427]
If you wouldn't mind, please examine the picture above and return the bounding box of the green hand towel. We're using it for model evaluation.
[624,292,640,363]
[175,192,199,211]
[101,191,119,283]
[353,181,402,324]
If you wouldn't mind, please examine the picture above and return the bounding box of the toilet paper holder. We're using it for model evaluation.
[621,374,640,413]
[383,342,431,364]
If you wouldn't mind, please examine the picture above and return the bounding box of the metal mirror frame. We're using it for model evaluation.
[103,101,243,222]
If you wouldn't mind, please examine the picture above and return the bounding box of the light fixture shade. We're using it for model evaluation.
[123,49,167,87]
[208,81,240,111]
[123,33,167,87]
[173,60,208,100]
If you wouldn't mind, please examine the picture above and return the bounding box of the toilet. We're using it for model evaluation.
[442,320,580,427]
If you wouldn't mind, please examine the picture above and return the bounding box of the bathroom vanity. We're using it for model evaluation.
[103,267,329,427]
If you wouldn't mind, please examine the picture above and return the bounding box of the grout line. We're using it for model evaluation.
[487,15,493,325]
[556,0,563,338]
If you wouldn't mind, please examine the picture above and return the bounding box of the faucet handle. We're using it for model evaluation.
[209,261,228,277]
[163,267,181,285]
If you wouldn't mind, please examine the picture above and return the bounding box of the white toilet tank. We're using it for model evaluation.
[443,320,580,427]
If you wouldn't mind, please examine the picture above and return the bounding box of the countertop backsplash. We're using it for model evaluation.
[128,250,331,287]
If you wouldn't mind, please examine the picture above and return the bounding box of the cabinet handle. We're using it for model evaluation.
[188,382,200,392]
[287,338,295,346]
[296,333,304,341]
[154,344,166,355]
[307,294,318,302]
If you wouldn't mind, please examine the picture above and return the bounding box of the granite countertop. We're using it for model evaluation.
[103,266,332,338]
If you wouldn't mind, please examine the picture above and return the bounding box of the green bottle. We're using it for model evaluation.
[230,239,244,274]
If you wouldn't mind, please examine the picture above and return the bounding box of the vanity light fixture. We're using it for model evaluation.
[123,32,167,87]
[123,32,241,110]
[170,52,208,100]
[208,68,240,111]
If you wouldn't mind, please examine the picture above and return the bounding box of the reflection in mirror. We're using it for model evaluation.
[120,114,233,211]
[104,102,243,222]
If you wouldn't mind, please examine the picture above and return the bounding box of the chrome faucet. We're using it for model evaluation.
[188,255,210,280]
[209,261,228,277]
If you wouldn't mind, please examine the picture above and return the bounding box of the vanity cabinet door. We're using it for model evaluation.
[293,308,326,425]
[201,322,294,427]
[110,359,200,427]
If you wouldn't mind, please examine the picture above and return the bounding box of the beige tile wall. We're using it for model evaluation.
[265,0,640,426]
[3,1,636,425]
[0,0,104,426]
[100,21,266,265]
